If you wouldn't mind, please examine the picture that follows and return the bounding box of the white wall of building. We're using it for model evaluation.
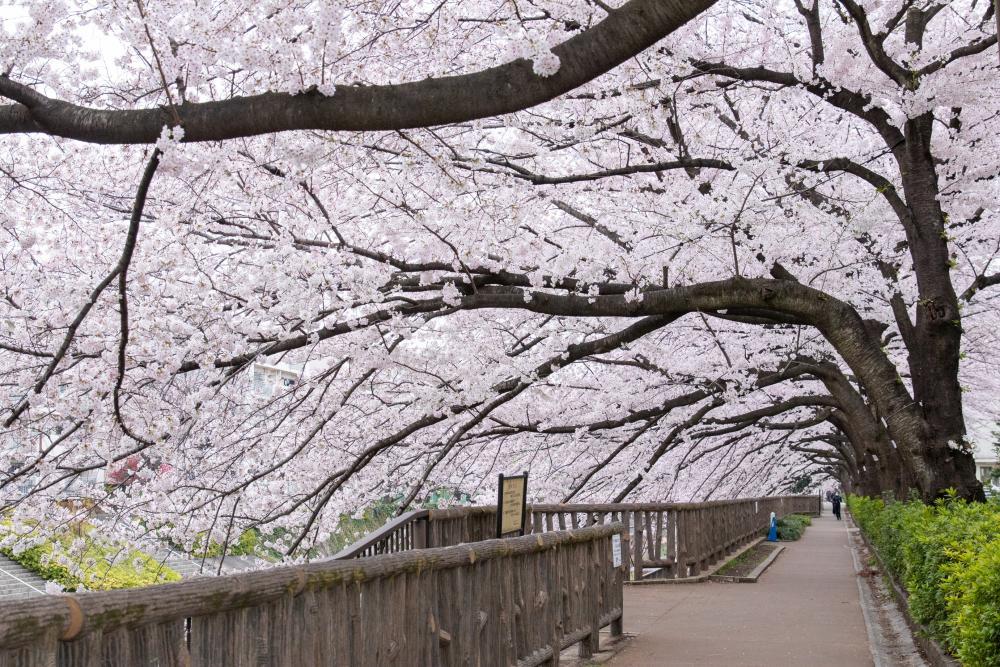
[969,418,999,488]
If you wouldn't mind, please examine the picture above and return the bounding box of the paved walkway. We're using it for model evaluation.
[610,512,873,666]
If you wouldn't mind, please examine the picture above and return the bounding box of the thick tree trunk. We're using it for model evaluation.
[459,275,981,500]
[806,359,914,498]
[889,113,984,501]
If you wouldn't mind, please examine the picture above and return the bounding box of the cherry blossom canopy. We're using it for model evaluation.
[0,0,997,555]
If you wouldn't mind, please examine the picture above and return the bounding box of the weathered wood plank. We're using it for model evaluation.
[1,495,817,664]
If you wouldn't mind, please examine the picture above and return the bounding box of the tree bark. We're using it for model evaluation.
[0,0,716,143]
[887,110,983,500]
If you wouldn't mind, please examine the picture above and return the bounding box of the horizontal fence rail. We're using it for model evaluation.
[0,524,624,667]
[332,509,432,559]
[529,495,819,581]
[332,506,499,560]
[337,495,821,582]
[0,495,818,665]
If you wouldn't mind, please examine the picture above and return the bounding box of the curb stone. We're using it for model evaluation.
[631,536,766,585]
[848,513,957,667]
[709,543,785,583]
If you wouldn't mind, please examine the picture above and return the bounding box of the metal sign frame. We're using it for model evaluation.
[496,472,528,538]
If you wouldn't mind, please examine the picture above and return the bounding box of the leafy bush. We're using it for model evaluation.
[943,537,1000,666]
[1,522,180,591]
[776,514,811,541]
[848,494,1000,667]
[323,499,400,555]
[186,528,260,559]
[322,490,471,556]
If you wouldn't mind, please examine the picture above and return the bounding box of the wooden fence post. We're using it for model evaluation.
[632,511,644,582]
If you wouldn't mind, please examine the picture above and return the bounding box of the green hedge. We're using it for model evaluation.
[1,521,180,591]
[848,494,1000,667]
[776,514,811,541]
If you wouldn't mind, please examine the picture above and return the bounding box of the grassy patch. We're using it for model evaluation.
[717,549,753,574]
[716,542,779,578]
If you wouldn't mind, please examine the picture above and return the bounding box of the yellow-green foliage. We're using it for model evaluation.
[187,528,260,559]
[1,522,180,591]
[848,494,1000,667]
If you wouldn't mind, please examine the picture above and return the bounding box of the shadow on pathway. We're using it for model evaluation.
[609,511,873,666]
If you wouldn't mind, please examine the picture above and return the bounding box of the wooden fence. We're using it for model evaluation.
[0,524,624,666]
[333,506,498,559]
[530,495,819,581]
[337,495,821,582]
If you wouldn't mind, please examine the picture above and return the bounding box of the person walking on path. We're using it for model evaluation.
[831,492,843,520]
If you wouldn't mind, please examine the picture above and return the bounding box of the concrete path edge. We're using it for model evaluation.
[630,536,766,585]
[710,543,785,583]
[847,513,959,667]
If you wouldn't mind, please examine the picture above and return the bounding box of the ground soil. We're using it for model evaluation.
[715,541,780,578]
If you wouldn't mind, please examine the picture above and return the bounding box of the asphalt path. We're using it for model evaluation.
[610,511,873,666]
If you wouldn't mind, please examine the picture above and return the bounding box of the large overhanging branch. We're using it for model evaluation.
[704,395,838,426]
[178,272,922,476]
[174,275,831,378]
[765,407,835,430]
[0,0,715,144]
[962,272,1000,302]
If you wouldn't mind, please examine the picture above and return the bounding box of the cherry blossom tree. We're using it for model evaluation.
[0,0,997,556]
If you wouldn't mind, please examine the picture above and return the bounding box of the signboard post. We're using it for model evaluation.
[611,533,622,568]
[496,472,528,538]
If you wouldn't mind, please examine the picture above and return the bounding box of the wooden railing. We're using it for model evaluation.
[0,524,624,666]
[333,506,498,559]
[336,494,821,582]
[529,495,819,581]
[332,509,431,558]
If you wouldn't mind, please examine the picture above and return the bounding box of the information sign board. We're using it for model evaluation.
[496,472,528,537]
[611,533,622,568]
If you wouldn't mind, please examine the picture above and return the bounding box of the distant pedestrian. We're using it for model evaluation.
[831,492,842,520]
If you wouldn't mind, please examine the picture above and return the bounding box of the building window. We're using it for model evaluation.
[251,364,299,397]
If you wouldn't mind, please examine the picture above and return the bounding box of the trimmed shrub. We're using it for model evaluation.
[943,537,1000,666]
[848,494,1000,666]
[776,514,811,541]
